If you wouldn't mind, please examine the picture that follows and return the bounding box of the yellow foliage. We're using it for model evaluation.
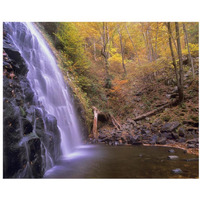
[108,53,122,63]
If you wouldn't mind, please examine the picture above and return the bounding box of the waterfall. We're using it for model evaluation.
[5,22,82,157]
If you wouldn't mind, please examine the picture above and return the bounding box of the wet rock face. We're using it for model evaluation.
[3,23,61,178]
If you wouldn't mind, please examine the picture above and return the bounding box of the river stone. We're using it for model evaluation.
[178,127,186,137]
[186,138,199,144]
[130,135,142,145]
[171,132,179,140]
[187,144,196,148]
[178,138,186,143]
[168,155,179,160]
[150,135,158,144]
[162,132,173,139]
[156,137,167,144]
[161,122,180,132]
[168,149,175,153]
[172,168,183,174]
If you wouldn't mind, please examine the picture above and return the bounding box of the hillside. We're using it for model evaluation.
[37,22,199,155]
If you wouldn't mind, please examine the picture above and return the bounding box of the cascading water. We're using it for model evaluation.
[5,22,82,157]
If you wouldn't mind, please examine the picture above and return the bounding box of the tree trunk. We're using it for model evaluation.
[118,26,127,76]
[93,40,97,61]
[154,22,159,59]
[147,27,155,61]
[101,22,111,88]
[146,29,153,62]
[125,25,141,65]
[141,23,151,61]
[92,106,100,140]
[175,22,184,103]
[183,23,195,78]
[167,22,179,84]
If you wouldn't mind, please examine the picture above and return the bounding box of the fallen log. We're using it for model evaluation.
[109,114,121,130]
[133,100,178,121]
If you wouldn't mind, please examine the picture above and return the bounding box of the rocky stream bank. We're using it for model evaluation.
[88,118,199,155]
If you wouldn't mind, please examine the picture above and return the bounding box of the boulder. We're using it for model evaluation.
[150,135,158,144]
[161,121,180,132]
[178,138,186,143]
[186,138,199,144]
[157,137,167,144]
[130,135,142,145]
[187,144,196,148]
[178,127,186,137]
[171,132,179,140]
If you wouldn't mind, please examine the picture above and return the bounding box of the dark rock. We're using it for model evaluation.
[172,168,183,174]
[178,127,186,137]
[178,138,186,143]
[3,23,61,178]
[150,135,158,144]
[161,122,180,132]
[187,144,196,148]
[157,137,167,144]
[130,135,142,145]
[166,140,176,144]
[98,134,107,139]
[23,119,33,135]
[141,129,147,134]
[28,138,43,177]
[3,42,28,76]
[186,138,199,144]
[168,149,175,153]
[168,155,179,160]
[162,132,173,139]
[171,132,179,140]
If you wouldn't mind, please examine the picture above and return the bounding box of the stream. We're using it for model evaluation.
[44,144,198,178]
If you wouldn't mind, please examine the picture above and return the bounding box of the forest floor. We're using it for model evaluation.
[93,59,199,156]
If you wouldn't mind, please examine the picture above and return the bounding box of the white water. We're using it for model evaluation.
[6,22,82,156]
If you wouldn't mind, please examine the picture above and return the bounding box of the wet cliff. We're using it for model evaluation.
[3,23,61,178]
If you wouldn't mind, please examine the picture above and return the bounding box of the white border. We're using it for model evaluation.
[0,1,199,200]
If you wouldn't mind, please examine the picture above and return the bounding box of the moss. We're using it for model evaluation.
[20,106,26,117]
[162,115,170,122]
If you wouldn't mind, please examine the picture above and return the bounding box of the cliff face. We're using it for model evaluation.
[3,23,61,178]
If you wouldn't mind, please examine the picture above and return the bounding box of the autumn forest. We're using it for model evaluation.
[3,22,199,179]
[39,22,198,126]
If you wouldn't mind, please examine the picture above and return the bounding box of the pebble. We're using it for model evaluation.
[168,149,175,153]
[168,155,179,160]
[172,168,183,174]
